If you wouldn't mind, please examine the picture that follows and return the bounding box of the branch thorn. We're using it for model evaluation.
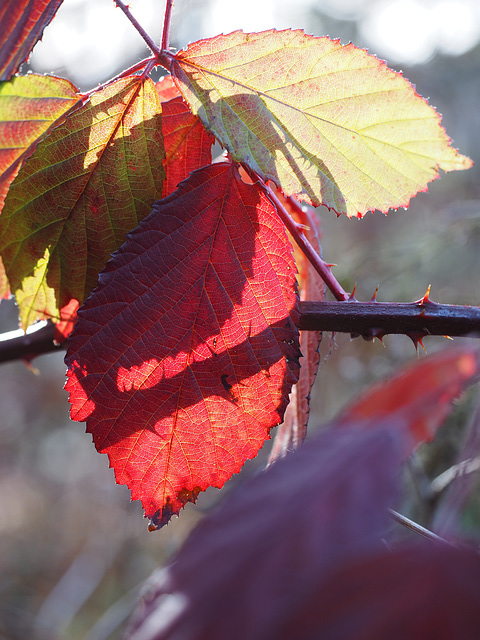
[416,284,436,307]
[407,331,427,352]
[362,327,385,344]
[348,284,357,301]
[369,285,379,302]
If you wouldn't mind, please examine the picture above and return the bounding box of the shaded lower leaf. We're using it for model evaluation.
[65,162,300,527]
[124,424,402,640]
[278,544,480,640]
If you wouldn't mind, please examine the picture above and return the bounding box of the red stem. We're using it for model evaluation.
[162,0,174,51]
[114,0,161,56]
[83,57,157,98]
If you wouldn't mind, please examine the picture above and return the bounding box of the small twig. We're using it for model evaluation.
[389,509,455,546]
[83,56,157,98]
[162,0,174,51]
[114,0,161,56]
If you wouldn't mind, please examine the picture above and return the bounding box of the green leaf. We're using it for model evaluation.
[0,75,165,329]
[172,29,472,217]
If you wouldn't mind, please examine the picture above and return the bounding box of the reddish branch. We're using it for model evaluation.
[114,0,161,56]
[162,0,174,51]
[252,171,350,301]
[1,300,480,365]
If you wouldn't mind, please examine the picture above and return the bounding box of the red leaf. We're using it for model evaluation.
[124,424,402,640]
[0,0,64,81]
[65,162,300,527]
[336,346,480,455]
[54,298,79,343]
[155,75,181,102]
[157,76,216,198]
[278,544,480,640]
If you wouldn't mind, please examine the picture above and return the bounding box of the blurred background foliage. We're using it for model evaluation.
[1,1,480,638]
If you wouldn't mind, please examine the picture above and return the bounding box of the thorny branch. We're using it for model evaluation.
[1,298,480,365]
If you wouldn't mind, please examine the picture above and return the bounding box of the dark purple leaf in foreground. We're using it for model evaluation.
[279,543,480,640]
[125,424,402,640]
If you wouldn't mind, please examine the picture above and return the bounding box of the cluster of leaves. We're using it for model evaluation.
[0,0,475,536]
[4,1,480,637]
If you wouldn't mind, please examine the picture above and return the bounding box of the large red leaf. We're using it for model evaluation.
[0,75,165,330]
[172,29,472,217]
[65,162,300,528]
[158,77,215,197]
[124,424,402,640]
[0,0,64,81]
[336,346,480,455]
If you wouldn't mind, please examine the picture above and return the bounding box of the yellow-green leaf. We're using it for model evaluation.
[0,75,165,329]
[172,29,472,217]
[0,73,81,212]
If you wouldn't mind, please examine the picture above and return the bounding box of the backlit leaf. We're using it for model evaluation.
[336,346,480,455]
[155,74,181,102]
[157,77,215,197]
[0,74,81,212]
[0,0,64,81]
[0,75,165,330]
[172,29,472,217]
[65,162,300,528]
[0,256,8,299]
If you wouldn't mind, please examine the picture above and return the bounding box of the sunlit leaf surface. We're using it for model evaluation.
[172,29,472,217]
[0,75,165,329]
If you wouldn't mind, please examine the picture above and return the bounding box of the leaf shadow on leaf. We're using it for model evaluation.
[0,83,165,327]
[220,92,348,212]
[65,163,300,525]
[171,54,349,212]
